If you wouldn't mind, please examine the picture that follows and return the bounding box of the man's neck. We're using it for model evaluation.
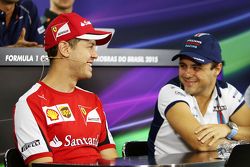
[49,6,72,15]
[195,87,215,116]
[42,65,77,93]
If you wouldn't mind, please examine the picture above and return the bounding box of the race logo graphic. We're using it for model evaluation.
[46,109,59,121]
[21,139,40,152]
[42,104,75,125]
[58,106,72,118]
[50,136,62,148]
[51,22,71,40]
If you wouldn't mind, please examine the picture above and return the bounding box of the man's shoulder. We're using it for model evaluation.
[216,80,244,103]
[159,77,187,103]
[75,86,97,97]
[18,0,38,17]
[17,83,41,102]
[216,80,239,94]
[41,9,58,29]
[19,0,36,9]
[167,76,181,86]
[160,77,184,94]
[216,79,228,88]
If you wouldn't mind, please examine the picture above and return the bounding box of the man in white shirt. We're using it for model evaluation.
[148,33,250,156]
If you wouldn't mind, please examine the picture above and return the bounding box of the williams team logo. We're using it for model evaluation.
[213,105,227,112]
[185,39,202,49]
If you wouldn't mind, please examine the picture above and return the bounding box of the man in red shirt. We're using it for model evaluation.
[14,12,117,166]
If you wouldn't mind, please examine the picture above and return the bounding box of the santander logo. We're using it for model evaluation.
[49,135,99,148]
[49,136,62,148]
[64,135,99,147]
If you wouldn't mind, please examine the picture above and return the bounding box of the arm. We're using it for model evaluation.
[7,28,41,47]
[28,157,53,167]
[100,148,118,160]
[166,102,229,151]
[244,85,250,107]
[20,0,45,45]
[195,103,250,145]
[193,83,250,145]
[230,103,250,140]
[95,96,118,159]
[14,94,52,165]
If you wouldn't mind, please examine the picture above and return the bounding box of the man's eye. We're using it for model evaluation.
[193,66,202,71]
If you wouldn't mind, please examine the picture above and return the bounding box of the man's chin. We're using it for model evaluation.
[79,73,92,80]
[184,88,195,95]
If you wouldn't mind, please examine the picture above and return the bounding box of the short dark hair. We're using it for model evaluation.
[210,61,224,70]
[46,38,81,64]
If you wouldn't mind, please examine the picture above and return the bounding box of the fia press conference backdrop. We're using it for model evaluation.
[1,0,250,158]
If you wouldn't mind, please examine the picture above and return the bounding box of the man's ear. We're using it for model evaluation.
[58,41,70,58]
[215,63,223,76]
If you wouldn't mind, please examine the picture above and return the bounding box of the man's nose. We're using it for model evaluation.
[183,67,195,77]
[91,47,98,59]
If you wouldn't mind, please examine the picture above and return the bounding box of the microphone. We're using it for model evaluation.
[44,56,87,63]
[42,56,63,62]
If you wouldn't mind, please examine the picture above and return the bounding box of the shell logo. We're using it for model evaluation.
[46,109,59,121]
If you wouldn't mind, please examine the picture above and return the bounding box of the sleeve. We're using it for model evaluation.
[95,96,116,151]
[225,83,245,115]
[244,85,250,107]
[20,0,45,44]
[157,84,189,118]
[14,94,52,165]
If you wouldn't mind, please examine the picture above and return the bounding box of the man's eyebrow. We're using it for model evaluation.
[179,62,202,67]
[192,63,202,66]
